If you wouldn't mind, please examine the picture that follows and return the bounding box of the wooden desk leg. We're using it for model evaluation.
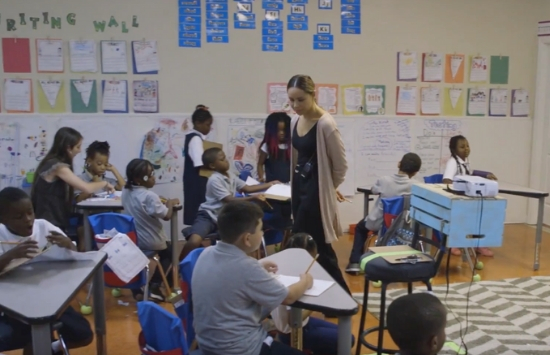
[93,267,107,355]
[31,323,51,355]
[337,315,352,355]
[83,210,92,252]
[534,197,545,271]
[170,212,180,292]
[289,307,303,350]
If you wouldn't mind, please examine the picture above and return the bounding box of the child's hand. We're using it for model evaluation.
[255,194,267,202]
[104,182,115,193]
[261,260,278,273]
[47,232,74,250]
[336,190,345,203]
[300,273,314,289]
[487,173,498,181]
[258,177,266,183]
[169,198,181,206]
[269,180,282,186]
[6,240,39,259]
[105,163,115,172]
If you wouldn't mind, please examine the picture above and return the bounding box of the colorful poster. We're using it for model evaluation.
[467,88,487,116]
[315,83,338,114]
[445,54,465,83]
[469,55,488,83]
[226,117,265,178]
[422,52,443,82]
[341,84,363,115]
[442,88,465,116]
[364,85,385,115]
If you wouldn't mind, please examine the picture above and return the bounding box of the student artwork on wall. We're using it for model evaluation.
[445,54,465,83]
[102,80,128,113]
[69,40,98,73]
[36,39,64,73]
[511,89,529,117]
[2,38,31,73]
[315,83,338,114]
[132,40,160,74]
[469,55,488,83]
[364,85,385,115]
[267,83,292,113]
[396,86,417,115]
[341,84,363,115]
[467,88,487,116]
[420,87,440,116]
[70,79,98,113]
[226,117,265,178]
[4,79,33,113]
[489,88,508,117]
[422,53,443,82]
[133,80,159,113]
[100,40,128,74]
[398,51,418,81]
[37,80,65,113]
[442,88,464,116]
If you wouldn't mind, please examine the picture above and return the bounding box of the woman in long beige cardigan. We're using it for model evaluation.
[287,74,351,295]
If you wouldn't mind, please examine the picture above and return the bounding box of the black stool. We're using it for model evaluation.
[355,224,447,355]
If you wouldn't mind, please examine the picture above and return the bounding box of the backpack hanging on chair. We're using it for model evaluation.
[375,195,416,247]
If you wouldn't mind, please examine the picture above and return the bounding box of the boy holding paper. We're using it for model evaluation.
[0,187,93,354]
[192,201,312,355]
[181,147,279,258]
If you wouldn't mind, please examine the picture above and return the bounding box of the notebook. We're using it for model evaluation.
[273,274,335,297]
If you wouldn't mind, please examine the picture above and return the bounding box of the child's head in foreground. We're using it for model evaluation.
[192,104,213,136]
[202,147,229,173]
[285,233,317,258]
[85,141,111,176]
[125,159,156,189]
[0,187,35,237]
[387,293,447,355]
[217,201,264,253]
[398,152,422,178]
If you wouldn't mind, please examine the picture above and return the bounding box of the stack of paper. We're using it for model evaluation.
[274,274,335,297]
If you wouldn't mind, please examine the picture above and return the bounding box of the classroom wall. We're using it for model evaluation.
[0,0,545,234]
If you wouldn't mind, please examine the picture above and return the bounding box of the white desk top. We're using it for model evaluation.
[77,198,123,209]
[497,181,549,197]
[262,249,358,316]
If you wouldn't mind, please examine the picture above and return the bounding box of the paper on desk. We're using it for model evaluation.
[265,184,291,199]
[246,176,261,185]
[274,274,335,297]
[100,233,149,283]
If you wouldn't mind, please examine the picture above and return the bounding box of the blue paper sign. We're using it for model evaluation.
[207,35,229,43]
[179,7,201,15]
[313,34,333,42]
[317,23,331,34]
[234,20,256,29]
[340,0,360,34]
[262,20,284,28]
[313,41,333,50]
[287,22,308,30]
[206,11,229,19]
[179,1,202,47]
[262,19,284,52]
[313,22,333,50]
[206,0,229,43]
[287,0,307,3]
[180,0,200,6]
[206,2,228,11]
[263,1,284,10]
[179,39,201,48]
[262,28,283,36]
[207,27,229,35]
[262,43,283,52]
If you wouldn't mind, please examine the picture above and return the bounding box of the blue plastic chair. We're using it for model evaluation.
[178,248,205,350]
[423,174,443,184]
[379,196,407,239]
[138,301,204,355]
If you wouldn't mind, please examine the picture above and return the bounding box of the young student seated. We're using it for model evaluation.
[387,293,447,355]
[121,159,180,302]
[75,141,125,203]
[180,147,279,258]
[192,201,312,355]
[0,187,93,355]
[346,152,422,275]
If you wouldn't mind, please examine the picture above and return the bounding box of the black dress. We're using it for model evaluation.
[291,122,351,294]
[183,133,208,226]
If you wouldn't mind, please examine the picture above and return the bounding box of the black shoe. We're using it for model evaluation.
[131,288,144,302]
[149,284,165,302]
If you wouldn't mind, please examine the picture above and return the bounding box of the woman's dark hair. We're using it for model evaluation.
[449,135,469,175]
[192,105,213,125]
[0,187,30,217]
[259,112,291,160]
[287,74,316,95]
[284,233,317,255]
[125,158,154,190]
[399,153,422,174]
[31,127,82,202]
[85,141,110,161]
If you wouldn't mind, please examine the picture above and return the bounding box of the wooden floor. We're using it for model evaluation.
[5,224,549,355]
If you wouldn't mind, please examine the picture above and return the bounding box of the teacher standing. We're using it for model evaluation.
[288,74,351,295]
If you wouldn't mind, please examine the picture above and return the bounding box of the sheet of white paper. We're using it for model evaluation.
[102,80,127,112]
[316,86,337,113]
[512,90,529,116]
[268,84,290,112]
[449,88,462,109]
[344,87,363,112]
[101,41,128,73]
[37,39,63,72]
[73,80,94,107]
[274,274,335,297]
[39,80,62,108]
[490,89,508,116]
[397,86,417,114]
[100,233,149,283]
[365,87,384,114]
[132,41,160,73]
[468,88,487,115]
[469,56,487,82]
[4,79,31,112]
[423,53,443,82]
[133,80,158,112]
[30,246,98,264]
[69,40,98,73]
[246,176,261,185]
[421,87,440,115]
[399,52,418,80]
[265,184,291,199]
[450,55,463,79]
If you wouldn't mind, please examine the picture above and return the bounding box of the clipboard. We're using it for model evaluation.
[369,245,431,264]
[199,140,223,178]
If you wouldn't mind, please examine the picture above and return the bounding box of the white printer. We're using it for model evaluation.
[451,175,499,197]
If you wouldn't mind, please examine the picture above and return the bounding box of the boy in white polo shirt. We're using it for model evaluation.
[181,147,278,258]
[192,201,312,355]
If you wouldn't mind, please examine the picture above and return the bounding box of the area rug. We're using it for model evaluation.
[352,276,550,355]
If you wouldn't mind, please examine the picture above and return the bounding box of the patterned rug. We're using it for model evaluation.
[352,276,550,355]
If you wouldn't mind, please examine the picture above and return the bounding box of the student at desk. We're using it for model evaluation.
[31,127,115,250]
[181,147,278,259]
[0,187,93,355]
[442,135,497,257]
[192,201,312,355]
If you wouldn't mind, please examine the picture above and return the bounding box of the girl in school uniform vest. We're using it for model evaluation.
[257,113,292,230]
[442,135,497,257]
[183,106,213,226]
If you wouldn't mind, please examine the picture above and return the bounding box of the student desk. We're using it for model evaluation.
[262,248,358,355]
[358,182,549,270]
[0,251,108,355]
[76,200,183,290]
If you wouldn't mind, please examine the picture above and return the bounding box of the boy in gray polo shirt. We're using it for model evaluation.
[192,201,312,355]
[181,147,279,258]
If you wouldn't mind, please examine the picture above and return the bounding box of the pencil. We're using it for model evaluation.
[344,198,352,203]
[264,199,273,209]
[0,241,20,245]
[305,254,319,274]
